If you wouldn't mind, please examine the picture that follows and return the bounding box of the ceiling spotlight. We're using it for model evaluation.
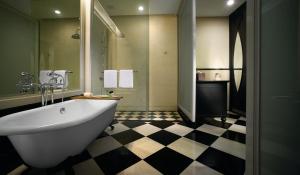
[54,10,61,15]
[138,6,144,12]
[227,0,234,6]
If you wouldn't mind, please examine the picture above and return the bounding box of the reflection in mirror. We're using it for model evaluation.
[233,32,243,91]
[0,0,80,99]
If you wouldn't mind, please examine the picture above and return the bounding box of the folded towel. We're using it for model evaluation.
[119,70,133,88]
[39,70,52,84]
[55,70,68,88]
[104,70,118,88]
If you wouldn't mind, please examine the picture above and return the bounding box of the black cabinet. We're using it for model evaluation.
[196,81,228,122]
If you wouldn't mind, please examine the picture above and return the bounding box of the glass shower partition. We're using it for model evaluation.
[108,15,149,112]
[91,13,108,96]
[92,0,150,112]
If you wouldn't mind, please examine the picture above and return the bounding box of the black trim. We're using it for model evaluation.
[0,97,75,117]
[196,68,243,70]
[197,80,229,83]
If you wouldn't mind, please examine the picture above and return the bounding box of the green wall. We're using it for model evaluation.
[0,4,38,97]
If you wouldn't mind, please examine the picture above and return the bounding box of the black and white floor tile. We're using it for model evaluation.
[114,111,183,122]
[4,112,246,175]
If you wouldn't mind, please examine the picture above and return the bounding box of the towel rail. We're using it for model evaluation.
[101,70,138,73]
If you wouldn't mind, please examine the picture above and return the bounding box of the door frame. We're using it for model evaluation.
[246,0,261,174]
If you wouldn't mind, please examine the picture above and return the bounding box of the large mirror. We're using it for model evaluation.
[0,0,81,99]
[233,32,243,91]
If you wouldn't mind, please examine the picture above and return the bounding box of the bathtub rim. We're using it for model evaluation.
[0,99,118,136]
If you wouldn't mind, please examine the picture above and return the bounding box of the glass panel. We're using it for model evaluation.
[0,0,81,98]
[39,18,80,91]
[37,0,81,91]
[260,0,300,174]
[233,32,243,90]
[91,14,108,95]
[95,0,149,111]
[109,15,149,111]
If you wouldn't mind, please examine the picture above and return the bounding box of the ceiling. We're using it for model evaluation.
[2,0,246,18]
[98,0,246,17]
[0,0,80,19]
[196,0,246,17]
[31,0,80,19]
[98,0,182,16]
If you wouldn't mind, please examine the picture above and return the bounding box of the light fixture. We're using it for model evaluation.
[54,10,61,15]
[138,6,144,12]
[227,0,234,6]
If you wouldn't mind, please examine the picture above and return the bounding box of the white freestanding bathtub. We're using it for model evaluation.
[0,99,118,168]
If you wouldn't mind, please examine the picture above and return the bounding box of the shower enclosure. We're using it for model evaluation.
[91,0,149,112]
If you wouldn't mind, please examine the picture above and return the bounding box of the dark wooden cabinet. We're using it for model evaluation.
[196,81,228,122]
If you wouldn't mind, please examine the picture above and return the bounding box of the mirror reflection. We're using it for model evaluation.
[233,32,243,91]
[0,0,80,98]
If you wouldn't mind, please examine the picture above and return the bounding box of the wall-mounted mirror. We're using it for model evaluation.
[0,0,81,99]
[233,32,243,91]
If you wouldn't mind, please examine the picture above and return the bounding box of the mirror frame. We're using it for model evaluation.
[0,0,87,110]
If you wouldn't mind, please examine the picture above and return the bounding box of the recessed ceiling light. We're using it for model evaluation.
[54,10,61,15]
[138,6,144,12]
[227,0,234,6]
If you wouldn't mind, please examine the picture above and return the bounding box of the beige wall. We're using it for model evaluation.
[196,17,229,80]
[39,18,81,90]
[149,15,178,111]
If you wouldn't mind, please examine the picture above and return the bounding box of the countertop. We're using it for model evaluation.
[71,96,123,100]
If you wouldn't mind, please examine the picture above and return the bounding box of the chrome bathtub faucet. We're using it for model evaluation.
[47,71,66,104]
[16,71,70,106]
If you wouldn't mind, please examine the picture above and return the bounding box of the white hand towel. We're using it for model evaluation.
[119,70,133,88]
[104,70,118,88]
[39,70,52,84]
[55,70,68,88]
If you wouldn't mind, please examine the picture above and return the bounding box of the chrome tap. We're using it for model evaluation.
[47,71,66,103]
[17,71,70,106]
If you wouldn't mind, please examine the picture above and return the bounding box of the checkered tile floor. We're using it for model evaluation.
[9,112,246,175]
[114,111,183,121]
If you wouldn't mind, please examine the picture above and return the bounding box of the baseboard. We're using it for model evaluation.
[149,106,177,111]
[231,109,246,116]
[177,107,194,124]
